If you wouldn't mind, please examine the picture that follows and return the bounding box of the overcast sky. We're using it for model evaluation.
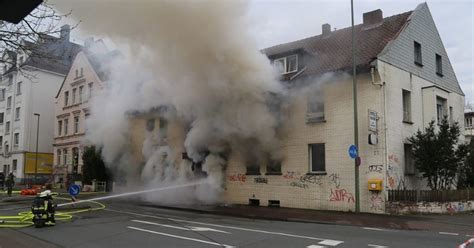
[247,0,473,104]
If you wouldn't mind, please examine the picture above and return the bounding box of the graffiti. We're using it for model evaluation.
[228,173,246,183]
[282,171,299,179]
[368,164,383,173]
[387,154,401,189]
[388,154,400,164]
[369,192,383,211]
[290,181,309,189]
[446,202,457,213]
[254,177,268,184]
[387,201,474,214]
[388,176,396,188]
[329,188,355,203]
[299,174,323,186]
[328,173,340,188]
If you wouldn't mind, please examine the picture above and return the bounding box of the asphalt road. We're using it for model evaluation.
[0,199,471,248]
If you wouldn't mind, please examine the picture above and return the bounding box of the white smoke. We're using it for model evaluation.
[52,0,287,204]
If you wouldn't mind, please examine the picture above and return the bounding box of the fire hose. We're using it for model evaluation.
[0,195,106,228]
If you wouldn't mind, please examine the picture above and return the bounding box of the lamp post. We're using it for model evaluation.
[34,113,40,185]
[351,0,360,213]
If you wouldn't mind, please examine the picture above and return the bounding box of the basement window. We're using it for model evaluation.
[249,199,260,206]
[268,200,280,208]
[274,55,298,74]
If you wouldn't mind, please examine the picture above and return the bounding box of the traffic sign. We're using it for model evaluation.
[348,145,358,159]
[68,184,81,197]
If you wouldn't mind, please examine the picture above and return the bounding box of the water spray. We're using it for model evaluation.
[57,181,207,207]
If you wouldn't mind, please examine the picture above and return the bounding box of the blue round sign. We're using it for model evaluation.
[68,184,81,197]
[348,145,358,159]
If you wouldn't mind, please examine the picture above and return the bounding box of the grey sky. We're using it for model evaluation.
[248,0,473,104]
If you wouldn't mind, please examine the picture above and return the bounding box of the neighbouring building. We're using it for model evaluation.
[0,25,81,183]
[465,108,474,144]
[52,38,114,186]
[128,3,465,213]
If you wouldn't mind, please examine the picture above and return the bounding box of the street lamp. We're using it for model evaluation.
[351,0,360,213]
[34,113,40,185]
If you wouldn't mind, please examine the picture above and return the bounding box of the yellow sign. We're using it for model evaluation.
[25,152,53,174]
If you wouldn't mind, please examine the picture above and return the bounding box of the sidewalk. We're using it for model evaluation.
[142,203,474,235]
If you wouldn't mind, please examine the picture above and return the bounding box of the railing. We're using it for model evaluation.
[388,189,473,202]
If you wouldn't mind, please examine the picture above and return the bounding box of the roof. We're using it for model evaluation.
[263,11,413,79]
[2,35,82,75]
[84,49,121,82]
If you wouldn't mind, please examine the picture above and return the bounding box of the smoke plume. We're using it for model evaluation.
[52,0,286,204]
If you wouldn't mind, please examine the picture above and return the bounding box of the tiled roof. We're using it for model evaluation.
[263,11,413,79]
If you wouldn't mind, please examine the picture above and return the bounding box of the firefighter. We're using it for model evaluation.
[38,190,56,225]
[5,172,14,197]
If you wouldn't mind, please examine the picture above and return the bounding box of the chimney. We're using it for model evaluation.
[60,24,70,41]
[322,23,331,35]
[363,9,383,26]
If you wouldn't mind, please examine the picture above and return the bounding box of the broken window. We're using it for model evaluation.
[273,55,298,74]
[309,143,325,173]
[246,163,260,175]
[266,159,282,175]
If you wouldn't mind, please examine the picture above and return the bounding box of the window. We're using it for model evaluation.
[15,107,20,120]
[7,96,11,109]
[16,81,22,95]
[57,149,62,165]
[436,97,447,124]
[63,148,68,164]
[307,94,324,123]
[309,143,325,172]
[88,83,93,99]
[436,54,443,76]
[64,118,69,135]
[64,91,69,106]
[146,119,155,131]
[466,117,473,128]
[8,75,13,86]
[266,159,282,175]
[246,163,260,175]
[80,67,84,77]
[402,90,411,122]
[449,106,453,125]
[74,116,79,134]
[75,69,78,78]
[79,86,83,103]
[414,41,422,65]
[5,121,10,134]
[0,136,3,149]
[13,133,19,146]
[58,120,62,136]
[404,144,415,175]
[0,89,5,101]
[12,160,16,171]
[0,113,4,124]
[5,144,8,153]
[72,88,76,104]
[159,117,168,141]
[274,54,298,74]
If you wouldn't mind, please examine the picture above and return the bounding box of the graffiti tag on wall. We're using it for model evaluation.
[254,177,268,184]
[329,188,355,203]
[228,173,246,183]
[369,192,384,211]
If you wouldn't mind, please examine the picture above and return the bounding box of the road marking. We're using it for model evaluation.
[363,227,388,231]
[127,226,235,248]
[131,219,230,234]
[106,208,344,244]
[307,245,326,248]
[439,232,459,236]
[319,239,343,246]
[368,244,388,248]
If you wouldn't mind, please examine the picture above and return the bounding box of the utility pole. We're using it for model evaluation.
[351,0,360,213]
[34,113,40,185]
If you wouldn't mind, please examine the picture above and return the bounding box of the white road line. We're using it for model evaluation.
[363,227,388,231]
[131,219,230,234]
[368,244,388,248]
[127,226,235,248]
[319,239,343,246]
[307,245,326,248]
[439,232,459,236]
[106,208,344,244]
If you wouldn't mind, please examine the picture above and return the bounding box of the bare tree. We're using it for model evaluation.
[0,2,77,74]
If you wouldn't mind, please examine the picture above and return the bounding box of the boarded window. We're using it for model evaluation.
[309,143,325,172]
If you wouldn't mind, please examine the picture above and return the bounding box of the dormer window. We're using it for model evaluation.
[274,55,298,74]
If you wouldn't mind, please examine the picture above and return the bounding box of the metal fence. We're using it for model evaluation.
[388,189,474,202]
